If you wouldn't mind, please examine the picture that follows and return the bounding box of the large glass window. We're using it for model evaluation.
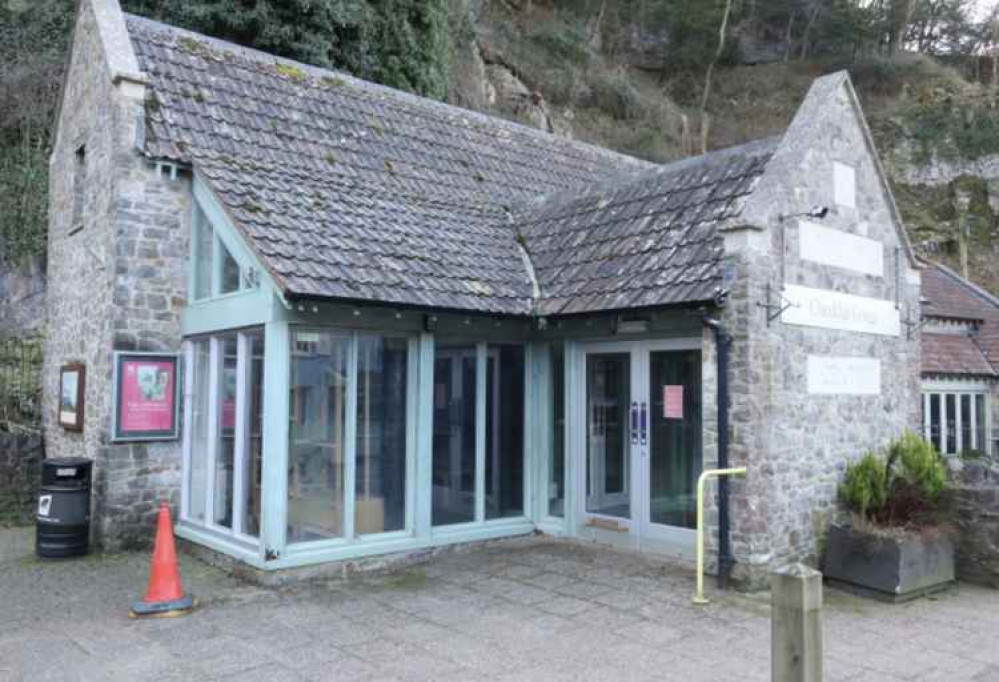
[288,331,349,543]
[286,330,412,544]
[187,339,211,522]
[432,341,526,526]
[549,344,565,518]
[214,334,238,528]
[243,331,265,537]
[356,335,408,535]
[432,344,477,526]
[485,345,524,519]
[923,389,990,456]
[183,328,265,542]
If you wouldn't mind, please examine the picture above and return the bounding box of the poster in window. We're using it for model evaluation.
[58,363,86,431]
[663,385,684,420]
[112,352,180,442]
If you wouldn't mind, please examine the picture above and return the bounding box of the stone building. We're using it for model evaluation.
[43,0,921,585]
[920,262,999,456]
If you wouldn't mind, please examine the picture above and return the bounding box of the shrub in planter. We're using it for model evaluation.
[823,432,955,602]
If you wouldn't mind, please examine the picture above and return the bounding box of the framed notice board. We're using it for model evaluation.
[111,351,181,442]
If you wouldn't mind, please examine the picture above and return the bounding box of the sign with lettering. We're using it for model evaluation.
[807,355,881,395]
[798,221,883,277]
[782,284,900,336]
[111,352,181,442]
[663,385,684,420]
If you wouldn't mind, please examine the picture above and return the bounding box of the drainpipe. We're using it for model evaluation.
[703,316,733,589]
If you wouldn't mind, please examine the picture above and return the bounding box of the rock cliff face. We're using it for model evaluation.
[448,2,999,294]
[0,254,45,338]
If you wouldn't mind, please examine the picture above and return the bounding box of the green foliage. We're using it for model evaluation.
[125,0,450,99]
[0,0,73,265]
[587,69,644,120]
[888,431,947,501]
[840,452,890,521]
[528,25,590,67]
[839,432,950,529]
[364,0,450,101]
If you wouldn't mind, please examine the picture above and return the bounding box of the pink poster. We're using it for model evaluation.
[119,359,176,433]
[663,385,684,420]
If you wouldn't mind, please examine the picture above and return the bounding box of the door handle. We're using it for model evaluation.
[630,402,639,445]
[640,401,648,446]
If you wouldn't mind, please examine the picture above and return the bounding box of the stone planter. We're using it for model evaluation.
[822,523,955,602]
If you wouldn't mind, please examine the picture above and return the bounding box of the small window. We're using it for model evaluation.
[191,201,248,301]
[219,241,241,295]
[70,145,86,233]
[193,209,214,301]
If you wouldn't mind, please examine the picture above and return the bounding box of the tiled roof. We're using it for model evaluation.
[517,139,777,315]
[921,263,999,377]
[125,15,773,316]
[922,333,996,378]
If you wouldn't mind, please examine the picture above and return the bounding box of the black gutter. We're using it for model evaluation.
[703,315,734,589]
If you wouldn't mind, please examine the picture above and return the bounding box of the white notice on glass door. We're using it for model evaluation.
[807,356,881,395]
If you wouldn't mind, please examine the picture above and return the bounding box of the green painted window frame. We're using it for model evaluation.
[188,186,261,305]
[180,326,265,550]
[429,340,533,535]
[283,327,420,553]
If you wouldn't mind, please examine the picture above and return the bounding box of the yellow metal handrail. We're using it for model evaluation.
[693,466,747,605]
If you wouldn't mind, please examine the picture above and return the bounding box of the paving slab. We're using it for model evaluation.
[4,528,999,681]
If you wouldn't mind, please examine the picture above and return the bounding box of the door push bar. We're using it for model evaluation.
[693,467,748,605]
[630,402,639,445]
[639,402,648,446]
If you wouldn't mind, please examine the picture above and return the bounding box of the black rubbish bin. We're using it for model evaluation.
[36,457,92,558]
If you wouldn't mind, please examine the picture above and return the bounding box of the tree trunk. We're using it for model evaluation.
[799,4,820,61]
[784,11,795,63]
[698,0,734,154]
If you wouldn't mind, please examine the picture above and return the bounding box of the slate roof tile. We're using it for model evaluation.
[921,263,999,377]
[126,15,775,317]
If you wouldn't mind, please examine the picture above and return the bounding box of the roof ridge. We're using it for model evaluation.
[933,261,999,310]
[123,12,653,174]
[517,134,783,219]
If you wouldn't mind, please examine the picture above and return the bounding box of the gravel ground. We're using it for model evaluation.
[3,527,999,681]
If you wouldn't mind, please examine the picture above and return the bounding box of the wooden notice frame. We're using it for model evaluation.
[58,363,86,432]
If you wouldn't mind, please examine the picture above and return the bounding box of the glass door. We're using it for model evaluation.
[585,352,632,520]
[578,340,702,553]
[640,348,702,551]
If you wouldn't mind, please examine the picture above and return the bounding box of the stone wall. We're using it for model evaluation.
[43,0,188,550]
[952,458,999,588]
[0,432,44,525]
[723,74,922,587]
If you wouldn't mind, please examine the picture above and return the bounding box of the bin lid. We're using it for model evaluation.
[43,457,93,470]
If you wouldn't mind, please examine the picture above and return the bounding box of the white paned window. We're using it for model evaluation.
[182,328,265,544]
[922,389,990,456]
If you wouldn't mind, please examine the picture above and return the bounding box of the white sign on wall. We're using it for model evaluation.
[799,221,884,277]
[782,284,900,336]
[807,355,881,395]
[833,162,856,209]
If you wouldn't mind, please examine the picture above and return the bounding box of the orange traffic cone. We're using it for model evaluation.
[129,504,195,618]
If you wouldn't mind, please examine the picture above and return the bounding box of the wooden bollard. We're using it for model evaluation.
[771,563,823,682]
